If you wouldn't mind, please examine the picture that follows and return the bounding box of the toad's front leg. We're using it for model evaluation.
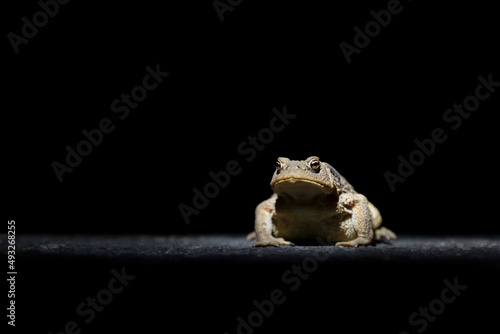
[335,193,374,247]
[253,195,293,247]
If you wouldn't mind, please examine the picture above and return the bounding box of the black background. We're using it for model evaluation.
[5,0,500,237]
[3,1,500,333]
[5,0,499,236]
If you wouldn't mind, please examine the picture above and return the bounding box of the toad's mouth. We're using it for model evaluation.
[271,178,334,196]
[273,178,326,187]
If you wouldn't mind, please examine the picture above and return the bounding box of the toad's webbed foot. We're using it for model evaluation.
[335,236,372,247]
[374,227,397,241]
[253,237,294,247]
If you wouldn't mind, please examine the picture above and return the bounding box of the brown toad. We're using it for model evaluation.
[250,156,396,247]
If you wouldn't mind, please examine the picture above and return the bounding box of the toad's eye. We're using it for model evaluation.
[309,159,320,172]
[275,160,283,170]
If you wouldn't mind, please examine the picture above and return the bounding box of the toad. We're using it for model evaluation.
[250,156,396,247]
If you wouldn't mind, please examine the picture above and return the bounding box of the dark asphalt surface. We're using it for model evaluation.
[7,234,500,334]
[14,234,500,265]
